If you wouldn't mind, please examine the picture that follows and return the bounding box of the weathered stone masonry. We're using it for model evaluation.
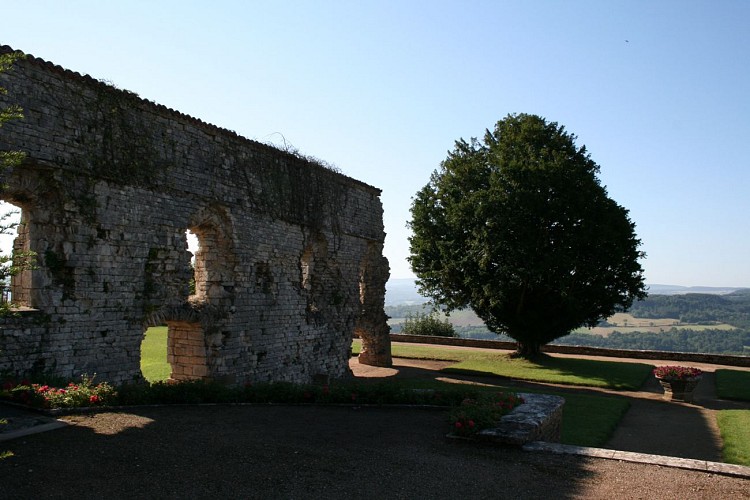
[0,47,392,385]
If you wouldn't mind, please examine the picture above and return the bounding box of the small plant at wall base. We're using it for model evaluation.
[449,391,525,437]
[1,374,116,409]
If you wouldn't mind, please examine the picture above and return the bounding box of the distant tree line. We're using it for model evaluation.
[628,290,750,329]
[386,299,750,355]
[554,329,750,355]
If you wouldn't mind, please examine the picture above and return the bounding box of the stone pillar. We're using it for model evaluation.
[167,321,209,381]
[356,245,392,367]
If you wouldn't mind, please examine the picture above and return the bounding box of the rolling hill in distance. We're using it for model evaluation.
[385,278,747,306]
[385,279,750,355]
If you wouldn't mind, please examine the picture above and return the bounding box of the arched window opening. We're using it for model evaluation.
[187,229,199,295]
[139,229,207,384]
[0,200,35,309]
[188,214,235,302]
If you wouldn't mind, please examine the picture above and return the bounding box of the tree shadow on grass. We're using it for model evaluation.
[440,353,653,390]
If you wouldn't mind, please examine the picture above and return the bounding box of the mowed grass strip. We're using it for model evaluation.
[141,327,171,383]
[443,354,651,390]
[717,410,750,466]
[715,369,750,401]
[367,340,651,390]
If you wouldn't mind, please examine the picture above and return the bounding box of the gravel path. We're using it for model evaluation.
[1,405,749,499]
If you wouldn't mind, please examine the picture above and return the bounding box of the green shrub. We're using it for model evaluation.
[401,311,457,337]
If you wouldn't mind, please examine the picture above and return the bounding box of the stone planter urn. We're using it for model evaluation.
[656,376,701,403]
[653,365,703,403]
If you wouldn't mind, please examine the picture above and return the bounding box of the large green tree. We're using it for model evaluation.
[408,114,646,357]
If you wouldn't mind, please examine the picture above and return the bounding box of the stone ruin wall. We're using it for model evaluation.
[0,47,392,385]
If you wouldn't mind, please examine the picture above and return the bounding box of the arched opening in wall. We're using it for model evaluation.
[188,213,236,302]
[165,230,209,382]
[140,229,207,383]
[187,229,199,295]
[142,320,209,383]
[142,208,236,383]
[0,200,36,309]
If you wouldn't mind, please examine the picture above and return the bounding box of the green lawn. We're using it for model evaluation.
[717,410,750,466]
[141,327,171,382]
[356,340,652,390]
[715,369,750,401]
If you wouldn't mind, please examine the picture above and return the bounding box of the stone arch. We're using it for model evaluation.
[189,205,237,303]
[0,166,64,310]
[138,204,237,382]
[143,301,223,381]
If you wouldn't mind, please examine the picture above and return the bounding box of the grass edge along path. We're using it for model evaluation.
[716,410,750,466]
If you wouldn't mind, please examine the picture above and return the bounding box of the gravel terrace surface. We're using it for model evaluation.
[2,405,749,500]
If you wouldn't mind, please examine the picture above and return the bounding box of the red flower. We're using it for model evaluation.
[468,420,475,428]
[89,395,100,404]
[455,421,463,429]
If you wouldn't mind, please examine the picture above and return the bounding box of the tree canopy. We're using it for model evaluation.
[408,113,646,357]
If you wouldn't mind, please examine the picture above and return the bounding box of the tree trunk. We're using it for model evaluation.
[515,340,542,359]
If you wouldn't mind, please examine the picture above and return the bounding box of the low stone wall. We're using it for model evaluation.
[456,393,564,446]
[390,334,750,368]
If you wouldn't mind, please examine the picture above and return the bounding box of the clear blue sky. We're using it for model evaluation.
[2,0,749,287]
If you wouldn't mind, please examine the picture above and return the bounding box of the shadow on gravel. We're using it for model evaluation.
[1,405,597,499]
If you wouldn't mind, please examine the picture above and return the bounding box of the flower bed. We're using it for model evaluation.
[1,375,116,409]
[653,365,703,381]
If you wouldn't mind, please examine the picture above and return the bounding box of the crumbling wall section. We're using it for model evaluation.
[0,47,391,385]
